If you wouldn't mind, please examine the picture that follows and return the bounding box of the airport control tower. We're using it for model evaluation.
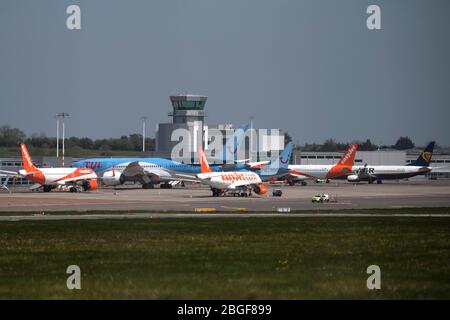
[156,94,208,161]
[169,94,207,125]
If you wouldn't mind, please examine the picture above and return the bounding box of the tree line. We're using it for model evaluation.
[1,125,418,153]
[0,125,155,152]
[289,136,417,152]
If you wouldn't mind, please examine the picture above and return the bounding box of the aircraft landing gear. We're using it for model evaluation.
[43,185,52,192]
[160,183,173,189]
[377,180,383,184]
[142,183,154,189]
[69,187,77,192]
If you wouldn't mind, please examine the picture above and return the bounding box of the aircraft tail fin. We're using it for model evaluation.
[338,144,358,166]
[408,141,435,167]
[269,142,293,169]
[221,123,249,163]
[198,148,213,173]
[20,144,37,173]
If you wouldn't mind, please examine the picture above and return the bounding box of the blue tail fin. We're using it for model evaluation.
[408,141,435,167]
[269,142,293,169]
[211,124,249,163]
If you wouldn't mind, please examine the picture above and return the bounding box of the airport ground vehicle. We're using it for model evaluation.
[312,194,330,203]
[272,189,283,197]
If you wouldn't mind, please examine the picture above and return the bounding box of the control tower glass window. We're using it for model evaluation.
[172,100,205,110]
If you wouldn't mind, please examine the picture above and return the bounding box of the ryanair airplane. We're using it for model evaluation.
[347,142,435,183]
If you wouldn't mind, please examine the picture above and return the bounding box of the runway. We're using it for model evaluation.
[0,180,449,214]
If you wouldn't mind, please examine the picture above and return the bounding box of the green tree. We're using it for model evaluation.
[0,125,26,147]
[359,139,378,151]
[321,139,338,152]
[394,136,415,150]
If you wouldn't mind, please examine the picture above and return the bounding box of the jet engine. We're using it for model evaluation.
[253,183,268,195]
[102,170,123,186]
[347,174,360,182]
[82,179,98,191]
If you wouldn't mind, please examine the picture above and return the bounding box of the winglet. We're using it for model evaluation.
[20,144,37,173]
[338,144,358,166]
[198,148,213,173]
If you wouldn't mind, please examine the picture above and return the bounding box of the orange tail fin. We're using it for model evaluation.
[338,144,358,166]
[198,148,212,173]
[20,144,37,172]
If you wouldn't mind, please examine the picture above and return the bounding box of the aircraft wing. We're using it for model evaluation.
[246,161,270,169]
[355,171,377,180]
[288,170,317,179]
[57,177,91,184]
[227,181,257,189]
[0,170,20,177]
[197,172,224,180]
[29,183,42,190]
[171,173,201,183]
[122,161,173,183]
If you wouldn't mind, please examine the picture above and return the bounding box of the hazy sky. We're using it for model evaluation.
[1,0,449,146]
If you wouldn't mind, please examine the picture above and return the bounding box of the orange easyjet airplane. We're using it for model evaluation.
[287,144,359,184]
[176,148,268,197]
[0,144,98,192]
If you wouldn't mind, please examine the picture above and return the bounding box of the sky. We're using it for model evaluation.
[0,0,449,147]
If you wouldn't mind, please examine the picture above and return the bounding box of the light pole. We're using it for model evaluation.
[141,116,148,152]
[249,116,254,162]
[55,113,69,166]
[55,116,60,158]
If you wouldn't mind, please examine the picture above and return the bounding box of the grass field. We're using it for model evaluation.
[0,207,448,216]
[1,215,449,299]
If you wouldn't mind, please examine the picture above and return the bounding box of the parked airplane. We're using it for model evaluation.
[71,124,262,189]
[347,142,435,183]
[0,144,98,192]
[194,148,267,197]
[287,144,359,184]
